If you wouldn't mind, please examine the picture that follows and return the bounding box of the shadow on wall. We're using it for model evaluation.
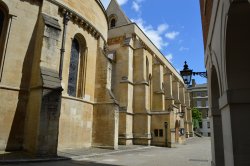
[20,0,41,5]
[5,1,42,151]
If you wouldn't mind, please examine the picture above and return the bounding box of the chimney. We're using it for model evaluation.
[192,79,196,87]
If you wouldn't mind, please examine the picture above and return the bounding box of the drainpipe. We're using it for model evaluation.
[59,11,70,80]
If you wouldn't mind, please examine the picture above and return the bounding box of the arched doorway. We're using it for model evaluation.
[210,67,224,166]
[226,2,250,90]
[223,2,250,165]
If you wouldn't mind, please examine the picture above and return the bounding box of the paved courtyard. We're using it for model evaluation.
[1,137,211,166]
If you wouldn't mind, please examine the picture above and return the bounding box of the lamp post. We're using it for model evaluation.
[180,61,207,85]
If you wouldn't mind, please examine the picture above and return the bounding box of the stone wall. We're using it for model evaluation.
[0,0,42,152]
[0,0,111,155]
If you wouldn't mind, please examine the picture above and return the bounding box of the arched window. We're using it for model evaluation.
[146,57,149,81]
[0,3,9,81]
[68,38,80,97]
[0,10,4,36]
[67,36,87,98]
[110,18,116,28]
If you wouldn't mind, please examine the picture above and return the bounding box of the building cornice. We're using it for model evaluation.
[108,23,184,83]
[47,0,106,42]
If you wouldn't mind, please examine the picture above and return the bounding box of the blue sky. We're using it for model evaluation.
[101,0,207,84]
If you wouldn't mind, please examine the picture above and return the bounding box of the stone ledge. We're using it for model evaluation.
[219,89,250,110]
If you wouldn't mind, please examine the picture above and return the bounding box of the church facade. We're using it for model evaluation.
[0,0,192,156]
[106,0,193,147]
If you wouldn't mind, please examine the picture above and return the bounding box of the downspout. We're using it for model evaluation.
[59,11,70,80]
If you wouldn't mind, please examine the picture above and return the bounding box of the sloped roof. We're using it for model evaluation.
[106,0,131,27]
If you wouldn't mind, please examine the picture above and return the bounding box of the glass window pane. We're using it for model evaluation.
[159,129,163,137]
[68,38,80,97]
[154,129,158,137]
[0,10,4,36]
[197,100,202,107]
[110,19,116,28]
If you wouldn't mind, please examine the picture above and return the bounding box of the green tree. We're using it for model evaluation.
[192,108,202,130]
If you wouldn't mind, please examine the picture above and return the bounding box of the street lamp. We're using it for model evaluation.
[180,61,207,85]
[180,111,185,118]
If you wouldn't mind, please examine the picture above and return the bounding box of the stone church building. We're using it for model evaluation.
[0,0,192,156]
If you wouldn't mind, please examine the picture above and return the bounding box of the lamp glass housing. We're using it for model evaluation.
[180,69,192,85]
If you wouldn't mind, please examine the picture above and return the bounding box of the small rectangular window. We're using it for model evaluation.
[199,122,203,128]
[159,129,163,137]
[197,100,202,107]
[207,122,210,128]
[154,129,158,137]
[196,92,201,97]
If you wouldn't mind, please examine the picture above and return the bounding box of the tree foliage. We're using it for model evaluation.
[192,108,202,130]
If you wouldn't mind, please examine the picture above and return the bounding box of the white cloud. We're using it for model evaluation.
[179,46,189,51]
[131,18,169,50]
[132,1,140,12]
[117,0,129,5]
[157,24,169,33]
[165,53,173,62]
[132,0,145,12]
[165,31,180,40]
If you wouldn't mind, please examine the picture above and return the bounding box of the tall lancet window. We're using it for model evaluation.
[0,10,4,37]
[0,3,9,81]
[146,57,149,81]
[67,35,87,98]
[68,38,80,97]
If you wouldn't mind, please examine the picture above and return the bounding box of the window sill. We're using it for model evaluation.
[62,95,94,105]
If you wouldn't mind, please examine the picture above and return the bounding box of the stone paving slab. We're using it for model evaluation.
[0,137,211,166]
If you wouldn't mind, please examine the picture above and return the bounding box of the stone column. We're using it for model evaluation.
[172,79,181,143]
[152,60,165,111]
[151,60,168,147]
[133,48,151,145]
[172,80,181,111]
[210,107,224,166]
[163,72,177,147]
[116,36,134,145]
[22,15,63,155]
[92,39,119,150]
[164,71,175,108]
[219,89,250,166]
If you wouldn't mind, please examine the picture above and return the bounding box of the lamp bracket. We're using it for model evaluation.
[192,72,207,78]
